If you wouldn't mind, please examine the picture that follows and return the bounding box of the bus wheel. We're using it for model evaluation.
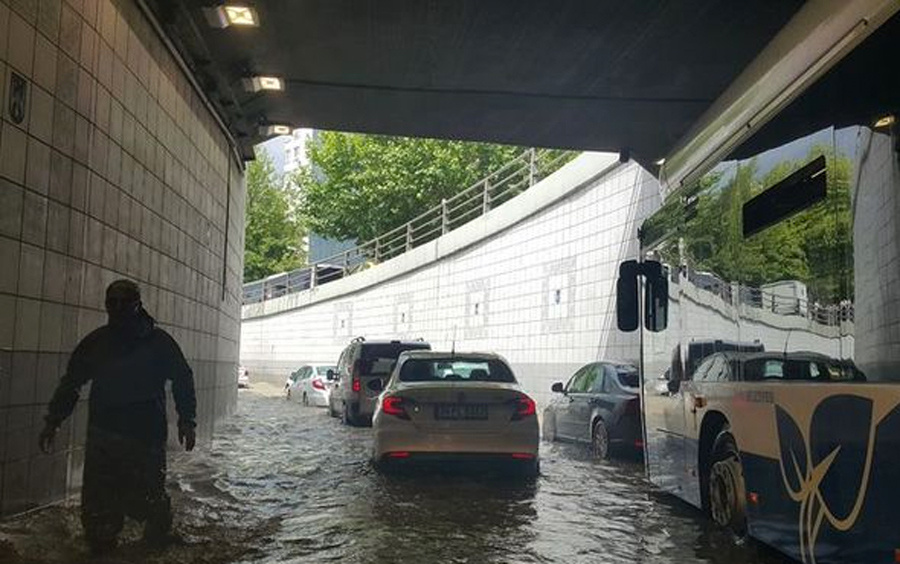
[591,419,609,459]
[708,431,748,538]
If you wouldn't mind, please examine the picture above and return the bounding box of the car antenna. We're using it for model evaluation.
[783,328,793,358]
[451,325,457,357]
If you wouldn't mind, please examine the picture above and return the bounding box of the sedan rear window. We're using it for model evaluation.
[399,359,516,383]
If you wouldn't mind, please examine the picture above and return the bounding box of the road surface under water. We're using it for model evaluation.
[0,389,788,564]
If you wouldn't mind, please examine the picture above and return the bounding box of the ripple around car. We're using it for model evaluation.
[372,351,540,476]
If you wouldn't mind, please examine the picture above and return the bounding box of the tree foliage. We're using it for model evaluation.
[645,143,854,304]
[295,132,523,242]
[243,153,306,282]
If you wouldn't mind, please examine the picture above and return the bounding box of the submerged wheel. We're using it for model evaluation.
[708,431,748,537]
[591,419,609,459]
[543,411,557,442]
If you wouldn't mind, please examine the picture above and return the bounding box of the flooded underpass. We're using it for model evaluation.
[0,389,788,564]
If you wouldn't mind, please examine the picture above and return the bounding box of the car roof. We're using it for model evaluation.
[713,351,843,364]
[355,339,430,346]
[398,350,504,361]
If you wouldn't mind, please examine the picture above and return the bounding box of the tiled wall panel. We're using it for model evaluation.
[0,0,245,515]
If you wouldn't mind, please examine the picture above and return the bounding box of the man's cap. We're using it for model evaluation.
[106,279,141,301]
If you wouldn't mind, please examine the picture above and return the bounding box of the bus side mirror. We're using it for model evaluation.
[644,261,668,333]
[617,261,640,332]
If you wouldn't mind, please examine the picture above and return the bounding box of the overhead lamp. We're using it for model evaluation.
[874,115,895,129]
[204,5,259,28]
[654,158,666,166]
[260,124,291,137]
[243,76,284,92]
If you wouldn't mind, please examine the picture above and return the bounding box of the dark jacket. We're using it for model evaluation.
[46,313,196,445]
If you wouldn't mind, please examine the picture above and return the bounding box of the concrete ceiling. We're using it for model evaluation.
[148,0,804,164]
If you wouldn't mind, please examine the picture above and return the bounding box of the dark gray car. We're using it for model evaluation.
[543,362,642,458]
[329,338,431,426]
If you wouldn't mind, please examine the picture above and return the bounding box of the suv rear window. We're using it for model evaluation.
[359,343,430,375]
[398,358,516,383]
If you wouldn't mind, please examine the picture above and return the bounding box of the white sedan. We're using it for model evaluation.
[372,351,539,475]
[286,364,336,407]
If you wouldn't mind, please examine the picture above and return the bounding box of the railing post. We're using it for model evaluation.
[482,179,491,215]
[374,238,382,262]
[406,223,413,251]
[441,199,449,234]
[528,148,537,186]
[309,263,317,289]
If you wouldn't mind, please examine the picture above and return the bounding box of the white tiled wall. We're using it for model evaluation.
[0,0,245,515]
[241,158,663,407]
[854,128,900,381]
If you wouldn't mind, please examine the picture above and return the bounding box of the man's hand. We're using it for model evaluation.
[178,425,196,452]
[38,424,57,454]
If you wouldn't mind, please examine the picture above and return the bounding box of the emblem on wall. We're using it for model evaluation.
[8,72,28,125]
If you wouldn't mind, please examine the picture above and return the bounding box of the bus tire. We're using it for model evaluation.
[707,430,748,538]
[591,419,609,459]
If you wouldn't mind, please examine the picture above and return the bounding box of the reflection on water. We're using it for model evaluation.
[1,392,786,564]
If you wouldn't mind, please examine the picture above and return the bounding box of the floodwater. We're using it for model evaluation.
[0,390,787,564]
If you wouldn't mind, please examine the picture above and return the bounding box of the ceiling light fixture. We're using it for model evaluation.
[874,115,895,129]
[204,5,259,28]
[259,124,291,137]
[224,5,258,26]
[654,158,666,166]
[243,76,284,92]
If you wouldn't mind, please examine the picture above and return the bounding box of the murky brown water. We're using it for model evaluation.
[0,391,787,564]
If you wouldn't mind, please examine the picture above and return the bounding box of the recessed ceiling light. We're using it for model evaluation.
[204,5,259,28]
[874,115,895,128]
[224,5,258,26]
[259,125,291,137]
[244,76,284,92]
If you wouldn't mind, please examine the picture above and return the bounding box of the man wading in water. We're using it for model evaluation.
[38,280,197,554]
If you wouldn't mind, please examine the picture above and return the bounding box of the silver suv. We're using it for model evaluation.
[328,338,431,426]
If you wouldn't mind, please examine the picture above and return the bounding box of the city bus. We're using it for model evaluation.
[616,2,900,563]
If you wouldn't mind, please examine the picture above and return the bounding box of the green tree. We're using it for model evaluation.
[295,133,527,242]
[243,153,306,282]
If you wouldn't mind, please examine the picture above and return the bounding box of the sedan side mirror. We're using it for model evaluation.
[551,382,564,393]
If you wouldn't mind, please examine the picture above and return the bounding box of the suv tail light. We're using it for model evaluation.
[382,395,410,420]
[351,359,362,393]
[312,379,325,391]
[511,395,536,421]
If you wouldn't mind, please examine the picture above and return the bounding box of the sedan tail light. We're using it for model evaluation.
[511,395,536,421]
[382,395,410,420]
[351,378,361,393]
[312,379,325,390]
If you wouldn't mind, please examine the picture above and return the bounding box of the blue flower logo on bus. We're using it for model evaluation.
[774,395,883,564]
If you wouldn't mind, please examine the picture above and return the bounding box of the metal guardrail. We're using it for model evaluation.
[685,269,854,327]
[243,148,576,304]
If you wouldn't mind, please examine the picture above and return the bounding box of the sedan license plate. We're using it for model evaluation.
[434,403,488,420]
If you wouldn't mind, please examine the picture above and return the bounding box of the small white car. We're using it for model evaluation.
[372,351,539,475]
[238,365,250,388]
[286,364,337,407]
